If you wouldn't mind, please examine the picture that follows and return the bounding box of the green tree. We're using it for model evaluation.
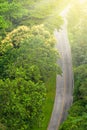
[0,25,60,129]
[0,25,60,80]
[0,0,72,38]
[0,1,26,37]
[0,78,46,130]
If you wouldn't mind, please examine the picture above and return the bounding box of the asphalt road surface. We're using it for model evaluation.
[47,21,73,130]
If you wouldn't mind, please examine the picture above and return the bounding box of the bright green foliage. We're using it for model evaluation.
[0,25,60,80]
[0,0,70,37]
[0,78,46,130]
[0,25,60,129]
[0,16,9,29]
[0,1,26,37]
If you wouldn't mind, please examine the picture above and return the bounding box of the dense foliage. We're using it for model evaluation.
[0,25,60,80]
[68,0,87,66]
[0,24,60,129]
[59,1,87,130]
[0,0,65,38]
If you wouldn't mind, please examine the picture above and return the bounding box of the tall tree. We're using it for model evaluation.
[0,25,60,129]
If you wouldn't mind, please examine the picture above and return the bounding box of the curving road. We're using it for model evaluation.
[47,16,73,130]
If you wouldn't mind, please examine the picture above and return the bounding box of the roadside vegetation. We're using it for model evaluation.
[0,24,60,129]
[59,1,87,129]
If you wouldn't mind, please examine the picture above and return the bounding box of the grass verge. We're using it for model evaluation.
[33,73,56,130]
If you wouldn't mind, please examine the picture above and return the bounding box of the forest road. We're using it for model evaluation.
[47,21,73,130]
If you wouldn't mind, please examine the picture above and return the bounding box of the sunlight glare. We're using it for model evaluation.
[60,4,71,17]
[79,0,86,4]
